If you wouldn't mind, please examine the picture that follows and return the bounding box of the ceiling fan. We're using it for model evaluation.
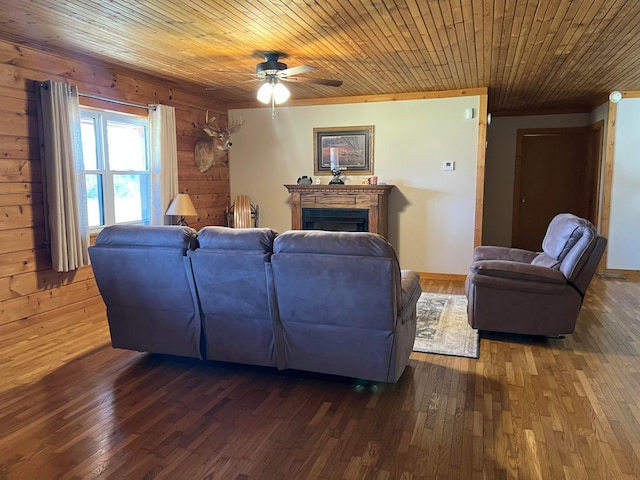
[206,51,343,113]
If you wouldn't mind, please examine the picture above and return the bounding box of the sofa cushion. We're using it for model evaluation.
[197,226,277,252]
[269,230,418,382]
[90,225,202,359]
[273,230,397,258]
[189,226,278,367]
[95,224,197,250]
[274,230,402,311]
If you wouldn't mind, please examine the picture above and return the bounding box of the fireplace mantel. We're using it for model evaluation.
[284,184,394,236]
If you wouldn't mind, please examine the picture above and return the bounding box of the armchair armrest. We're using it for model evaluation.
[473,246,538,263]
[471,260,567,284]
[399,270,421,322]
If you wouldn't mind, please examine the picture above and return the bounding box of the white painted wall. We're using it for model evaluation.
[484,113,591,246]
[229,96,481,274]
[608,98,640,269]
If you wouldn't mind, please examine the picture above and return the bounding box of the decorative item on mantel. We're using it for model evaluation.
[328,147,345,185]
[329,167,345,185]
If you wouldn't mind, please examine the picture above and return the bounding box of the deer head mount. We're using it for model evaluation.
[194,111,244,173]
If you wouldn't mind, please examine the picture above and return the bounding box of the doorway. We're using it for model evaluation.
[512,124,603,251]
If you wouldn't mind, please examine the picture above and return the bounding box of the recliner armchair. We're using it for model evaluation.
[465,213,607,336]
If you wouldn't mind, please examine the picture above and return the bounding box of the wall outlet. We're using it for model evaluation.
[443,161,455,171]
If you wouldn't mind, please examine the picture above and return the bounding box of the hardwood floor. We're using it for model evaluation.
[1,276,639,479]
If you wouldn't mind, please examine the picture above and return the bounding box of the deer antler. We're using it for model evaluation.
[202,111,244,137]
[203,110,218,137]
[228,116,245,133]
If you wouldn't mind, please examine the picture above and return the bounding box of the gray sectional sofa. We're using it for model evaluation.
[89,225,422,383]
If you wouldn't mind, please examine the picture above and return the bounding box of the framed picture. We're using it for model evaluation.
[313,125,374,175]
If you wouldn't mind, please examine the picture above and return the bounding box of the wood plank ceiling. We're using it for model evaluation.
[1,0,639,113]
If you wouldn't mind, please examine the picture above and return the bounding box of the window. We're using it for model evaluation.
[80,108,150,229]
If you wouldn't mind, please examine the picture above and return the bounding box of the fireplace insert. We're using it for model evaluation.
[301,208,369,232]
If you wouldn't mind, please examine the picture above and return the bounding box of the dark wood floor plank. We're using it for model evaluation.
[1,276,639,478]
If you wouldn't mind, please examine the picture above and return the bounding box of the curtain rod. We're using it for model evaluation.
[78,92,157,111]
[38,82,158,111]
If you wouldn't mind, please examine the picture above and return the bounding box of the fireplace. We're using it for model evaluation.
[302,208,369,232]
[285,184,393,236]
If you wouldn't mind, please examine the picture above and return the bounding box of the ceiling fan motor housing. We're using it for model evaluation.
[256,53,287,75]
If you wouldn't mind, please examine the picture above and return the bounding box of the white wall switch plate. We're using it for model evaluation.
[443,161,455,171]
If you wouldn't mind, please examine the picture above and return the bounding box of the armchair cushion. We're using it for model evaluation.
[531,252,561,269]
[542,213,594,262]
[473,245,538,263]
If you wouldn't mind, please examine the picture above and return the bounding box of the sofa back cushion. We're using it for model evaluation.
[196,225,276,252]
[269,230,403,380]
[188,226,278,366]
[93,224,198,250]
[272,231,401,330]
[89,225,202,358]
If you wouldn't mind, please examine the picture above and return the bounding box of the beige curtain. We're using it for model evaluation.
[149,104,179,225]
[37,80,89,272]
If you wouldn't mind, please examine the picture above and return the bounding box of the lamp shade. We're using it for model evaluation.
[166,193,197,217]
[272,82,290,104]
[257,80,290,105]
[257,83,273,104]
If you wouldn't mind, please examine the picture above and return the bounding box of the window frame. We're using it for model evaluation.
[80,107,151,233]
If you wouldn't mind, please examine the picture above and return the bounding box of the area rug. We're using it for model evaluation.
[413,292,479,359]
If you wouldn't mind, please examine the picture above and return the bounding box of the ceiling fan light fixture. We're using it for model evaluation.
[273,82,290,104]
[257,82,273,104]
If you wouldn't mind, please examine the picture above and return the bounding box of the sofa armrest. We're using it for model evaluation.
[471,260,567,284]
[473,246,538,263]
[399,270,421,322]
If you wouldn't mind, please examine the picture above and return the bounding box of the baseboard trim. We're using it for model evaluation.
[418,272,468,282]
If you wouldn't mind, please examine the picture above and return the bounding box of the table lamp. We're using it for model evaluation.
[166,193,197,226]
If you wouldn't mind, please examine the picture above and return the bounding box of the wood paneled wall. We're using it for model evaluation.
[0,39,228,329]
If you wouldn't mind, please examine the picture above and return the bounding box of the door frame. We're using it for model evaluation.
[586,120,605,226]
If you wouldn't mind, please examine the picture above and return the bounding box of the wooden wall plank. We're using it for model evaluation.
[0,280,101,325]
[0,192,42,207]
[0,137,39,160]
[0,160,40,183]
[0,248,51,278]
[0,204,44,229]
[0,227,46,255]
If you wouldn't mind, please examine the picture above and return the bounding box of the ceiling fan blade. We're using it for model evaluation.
[279,64,316,77]
[281,76,343,87]
[205,78,260,91]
